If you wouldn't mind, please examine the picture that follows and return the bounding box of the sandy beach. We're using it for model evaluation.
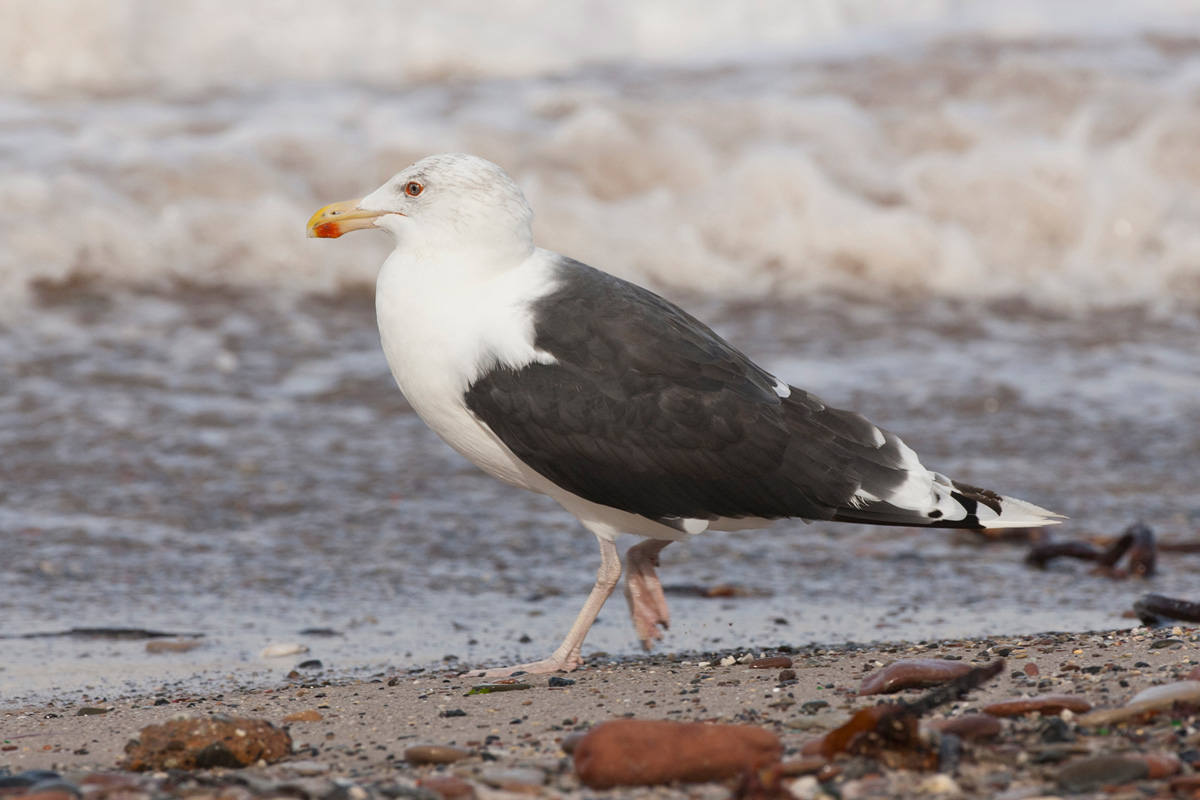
[4,625,1200,799]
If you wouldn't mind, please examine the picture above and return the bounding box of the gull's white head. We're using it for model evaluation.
[307,153,534,261]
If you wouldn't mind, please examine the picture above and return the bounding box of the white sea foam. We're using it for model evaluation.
[4,1,1200,311]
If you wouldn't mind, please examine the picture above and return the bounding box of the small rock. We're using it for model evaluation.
[573,719,781,788]
[916,774,960,796]
[1149,638,1183,649]
[75,707,113,716]
[799,700,828,715]
[748,656,793,670]
[548,676,575,687]
[439,708,467,718]
[1170,774,1200,793]
[283,710,323,723]
[778,669,797,681]
[122,715,291,770]
[1057,755,1148,793]
[1023,662,1038,676]
[282,760,330,776]
[982,694,1091,717]
[297,659,323,670]
[929,714,1002,741]
[1137,751,1182,779]
[858,660,974,695]
[419,775,477,800]
[560,733,585,755]
[404,744,471,765]
[261,643,308,659]
[479,767,544,793]
[20,791,77,800]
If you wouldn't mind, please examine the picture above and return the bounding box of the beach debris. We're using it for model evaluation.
[1076,680,1200,727]
[1133,593,1200,626]
[145,639,203,654]
[282,710,323,723]
[730,764,798,800]
[467,682,532,695]
[260,643,308,659]
[122,715,291,770]
[816,660,1005,768]
[573,719,782,788]
[981,693,1092,717]
[858,659,974,695]
[6,627,200,640]
[1026,522,1157,578]
[404,744,472,765]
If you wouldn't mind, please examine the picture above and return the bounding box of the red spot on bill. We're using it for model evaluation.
[313,221,342,238]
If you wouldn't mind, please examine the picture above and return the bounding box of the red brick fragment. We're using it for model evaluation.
[573,719,781,788]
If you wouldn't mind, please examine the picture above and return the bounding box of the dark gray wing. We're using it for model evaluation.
[464,258,913,524]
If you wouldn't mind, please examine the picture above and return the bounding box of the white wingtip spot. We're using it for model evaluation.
[773,379,790,399]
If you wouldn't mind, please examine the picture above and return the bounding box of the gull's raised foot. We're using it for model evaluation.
[624,539,672,651]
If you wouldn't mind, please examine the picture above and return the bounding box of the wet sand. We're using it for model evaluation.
[3,627,1199,798]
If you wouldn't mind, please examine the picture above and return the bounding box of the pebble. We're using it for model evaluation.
[281,760,330,776]
[748,656,794,669]
[419,775,477,800]
[1056,754,1148,793]
[983,694,1091,717]
[403,744,471,765]
[559,733,585,755]
[915,774,960,796]
[478,767,544,792]
[547,676,575,687]
[283,710,323,723]
[573,719,782,788]
[858,660,974,695]
[1137,752,1182,779]
[260,643,308,659]
[75,707,113,716]
[929,714,1002,741]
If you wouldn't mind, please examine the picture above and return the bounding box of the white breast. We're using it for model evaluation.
[374,247,561,492]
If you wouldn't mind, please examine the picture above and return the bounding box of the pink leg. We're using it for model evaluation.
[466,537,622,678]
[624,538,673,651]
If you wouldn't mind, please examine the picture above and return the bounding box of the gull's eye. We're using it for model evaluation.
[404,181,424,197]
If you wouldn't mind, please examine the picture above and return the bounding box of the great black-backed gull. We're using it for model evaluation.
[307,153,1062,677]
